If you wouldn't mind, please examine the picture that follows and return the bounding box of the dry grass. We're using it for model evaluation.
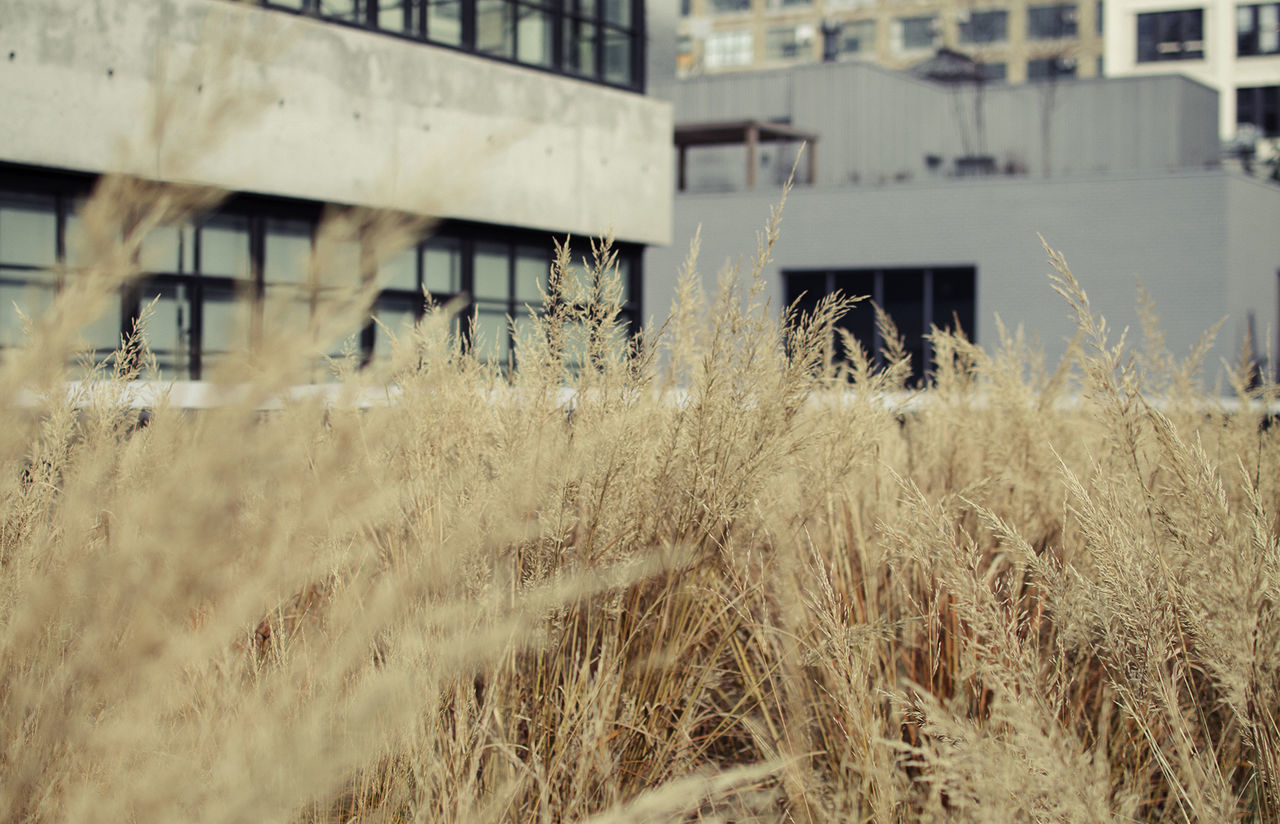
[4,15,1280,821]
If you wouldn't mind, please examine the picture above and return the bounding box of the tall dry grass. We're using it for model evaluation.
[4,12,1280,821]
[3,164,1278,823]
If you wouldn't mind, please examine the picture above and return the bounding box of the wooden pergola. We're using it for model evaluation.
[673,120,818,191]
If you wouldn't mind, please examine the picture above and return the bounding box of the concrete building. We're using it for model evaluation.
[648,61,1280,386]
[1102,0,1280,141]
[0,0,674,377]
[676,0,1106,85]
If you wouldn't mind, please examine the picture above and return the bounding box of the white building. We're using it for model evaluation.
[0,0,675,377]
[1103,0,1280,142]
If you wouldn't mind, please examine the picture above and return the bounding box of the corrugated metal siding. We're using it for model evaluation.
[674,64,1222,189]
[648,172,1273,384]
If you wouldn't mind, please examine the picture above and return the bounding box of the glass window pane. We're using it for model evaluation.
[477,0,516,58]
[604,29,632,84]
[140,224,184,273]
[472,307,511,362]
[200,216,251,278]
[0,196,58,268]
[514,246,548,304]
[517,7,554,66]
[375,304,419,358]
[603,0,631,27]
[381,247,418,291]
[324,239,364,288]
[474,243,509,300]
[0,274,55,348]
[424,237,462,294]
[139,284,192,378]
[202,289,251,359]
[565,19,597,75]
[265,219,312,284]
[427,0,463,45]
[378,0,418,33]
[1262,6,1279,53]
[81,294,122,352]
[320,0,364,22]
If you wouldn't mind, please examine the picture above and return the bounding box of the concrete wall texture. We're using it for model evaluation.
[0,0,673,245]
[644,171,1280,386]
[674,62,1220,190]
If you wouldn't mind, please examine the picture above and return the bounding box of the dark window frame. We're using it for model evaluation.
[782,266,977,386]
[1027,3,1080,39]
[257,0,645,91]
[958,9,1010,44]
[1238,3,1280,57]
[0,164,644,378]
[1237,85,1280,137]
[1137,8,1205,62]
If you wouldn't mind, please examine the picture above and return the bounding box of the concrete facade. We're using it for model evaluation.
[646,171,1280,384]
[0,0,673,245]
[1104,0,1280,139]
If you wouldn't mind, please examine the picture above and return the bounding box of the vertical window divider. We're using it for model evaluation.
[461,0,478,50]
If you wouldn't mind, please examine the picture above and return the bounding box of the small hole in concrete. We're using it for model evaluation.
[354,111,360,120]
[278,99,285,107]
[7,52,15,61]
[106,68,114,77]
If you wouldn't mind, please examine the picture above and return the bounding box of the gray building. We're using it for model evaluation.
[1,0,674,376]
[647,61,1280,387]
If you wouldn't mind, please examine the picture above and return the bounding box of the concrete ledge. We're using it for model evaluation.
[0,0,673,245]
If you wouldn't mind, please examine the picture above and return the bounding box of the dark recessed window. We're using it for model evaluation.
[893,16,939,53]
[1028,3,1079,38]
[252,0,644,90]
[839,20,877,55]
[1238,85,1280,136]
[959,10,1009,44]
[783,267,976,386]
[764,25,815,61]
[1238,4,1280,56]
[1027,55,1077,80]
[1137,9,1204,61]
[0,170,642,378]
[982,61,1007,82]
[710,0,751,12]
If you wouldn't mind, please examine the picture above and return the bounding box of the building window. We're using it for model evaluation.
[704,30,754,67]
[1238,4,1280,56]
[1096,0,1104,34]
[1136,9,1204,61]
[1028,3,1079,39]
[891,16,939,53]
[764,25,816,61]
[710,0,752,13]
[1238,85,1280,136]
[959,10,1009,44]
[783,267,976,386]
[1027,55,1078,79]
[0,169,642,378]
[252,0,644,90]
[982,61,1007,81]
[839,19,877,55]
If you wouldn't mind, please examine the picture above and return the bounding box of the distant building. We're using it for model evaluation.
[0,0,674,377]
[1103,0,1280,141]
[676,0,1106,85]
[648,61,1280,386]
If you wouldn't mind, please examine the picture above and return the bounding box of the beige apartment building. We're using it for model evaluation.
[677,0,1106,84]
